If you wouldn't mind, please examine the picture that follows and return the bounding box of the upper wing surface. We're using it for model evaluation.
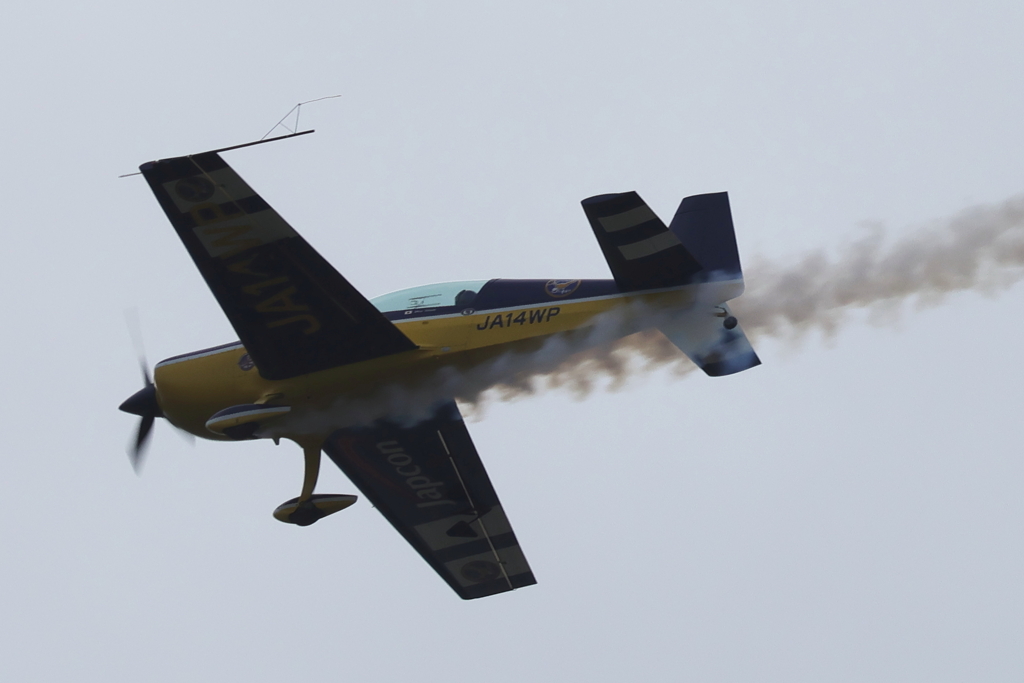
[139,152,416,380]
[322,401,536,599]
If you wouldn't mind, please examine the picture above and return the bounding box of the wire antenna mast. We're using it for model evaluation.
[119,96,341,177]
[261,95,342,141]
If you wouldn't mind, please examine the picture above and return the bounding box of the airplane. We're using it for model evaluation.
[119,133,760,600]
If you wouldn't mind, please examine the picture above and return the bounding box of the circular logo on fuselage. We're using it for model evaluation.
[238,354,255,371]
[174,176,216,203]
[545,279,581,297]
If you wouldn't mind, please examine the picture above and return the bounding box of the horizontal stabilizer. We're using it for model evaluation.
[581,192,703,292]
[659,304,760,377]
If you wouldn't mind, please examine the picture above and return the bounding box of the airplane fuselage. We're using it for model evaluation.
[153,277,739,440]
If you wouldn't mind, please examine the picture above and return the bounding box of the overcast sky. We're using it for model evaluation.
[2,1,1023,681]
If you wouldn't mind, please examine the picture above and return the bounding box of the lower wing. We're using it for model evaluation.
[322,401,536,599]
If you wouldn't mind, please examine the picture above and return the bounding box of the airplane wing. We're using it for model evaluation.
[322,401,537,599]
[139,151,417,380]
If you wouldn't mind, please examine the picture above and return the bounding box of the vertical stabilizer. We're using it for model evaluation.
[668,192,742,279]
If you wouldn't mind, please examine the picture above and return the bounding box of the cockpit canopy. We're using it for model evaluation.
[370,280,491,313]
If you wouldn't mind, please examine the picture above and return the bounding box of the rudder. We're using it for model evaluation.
[668,192,742,279]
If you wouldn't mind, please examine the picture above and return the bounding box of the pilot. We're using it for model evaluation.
[454,289,477,308]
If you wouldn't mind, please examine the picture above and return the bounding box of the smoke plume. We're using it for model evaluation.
[469,194,1024,408]
[735,194,1024,340]
[277,193,1024,434]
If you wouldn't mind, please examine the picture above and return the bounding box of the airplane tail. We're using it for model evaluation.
[581,191,702,292]
[662,192,757,375]
[581,191,742,291]
[667,192,743,281]
[581,190,759,377]
[658,302,761,377]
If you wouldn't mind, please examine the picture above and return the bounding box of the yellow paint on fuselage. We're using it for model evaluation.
[153,286,704,440]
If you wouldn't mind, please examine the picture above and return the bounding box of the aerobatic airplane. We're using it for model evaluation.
[120,134,760,599]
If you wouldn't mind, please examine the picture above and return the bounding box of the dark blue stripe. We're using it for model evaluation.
[158,340,242,365]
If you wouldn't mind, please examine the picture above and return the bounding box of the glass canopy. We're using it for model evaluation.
[370,280,491,313]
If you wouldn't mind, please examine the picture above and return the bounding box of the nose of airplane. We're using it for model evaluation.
[119,383,163,418]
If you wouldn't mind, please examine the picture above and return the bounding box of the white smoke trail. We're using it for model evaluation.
[472,193,1024,407]
[275,303,650,433]
[734,194,1024,341]
[276,193,1024,434]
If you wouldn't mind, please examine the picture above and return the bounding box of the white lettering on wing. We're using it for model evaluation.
[375,441,457,508]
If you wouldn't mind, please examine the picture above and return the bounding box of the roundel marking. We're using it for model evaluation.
[238,354,255,371]
[460,560,501,583]
[175,176,216,203]
[545,279,581,297]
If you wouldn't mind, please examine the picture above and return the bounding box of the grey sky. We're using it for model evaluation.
[1,1,1022,681]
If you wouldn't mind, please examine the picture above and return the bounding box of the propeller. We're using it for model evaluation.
[120,309,179,473]
[119,361,163,473]
[120,310,196,473]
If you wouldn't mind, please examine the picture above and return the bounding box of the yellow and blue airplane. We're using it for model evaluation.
[120,136,760,599]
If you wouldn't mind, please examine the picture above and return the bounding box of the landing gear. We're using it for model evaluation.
[714,306,739,330]
[273,441,357,525]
